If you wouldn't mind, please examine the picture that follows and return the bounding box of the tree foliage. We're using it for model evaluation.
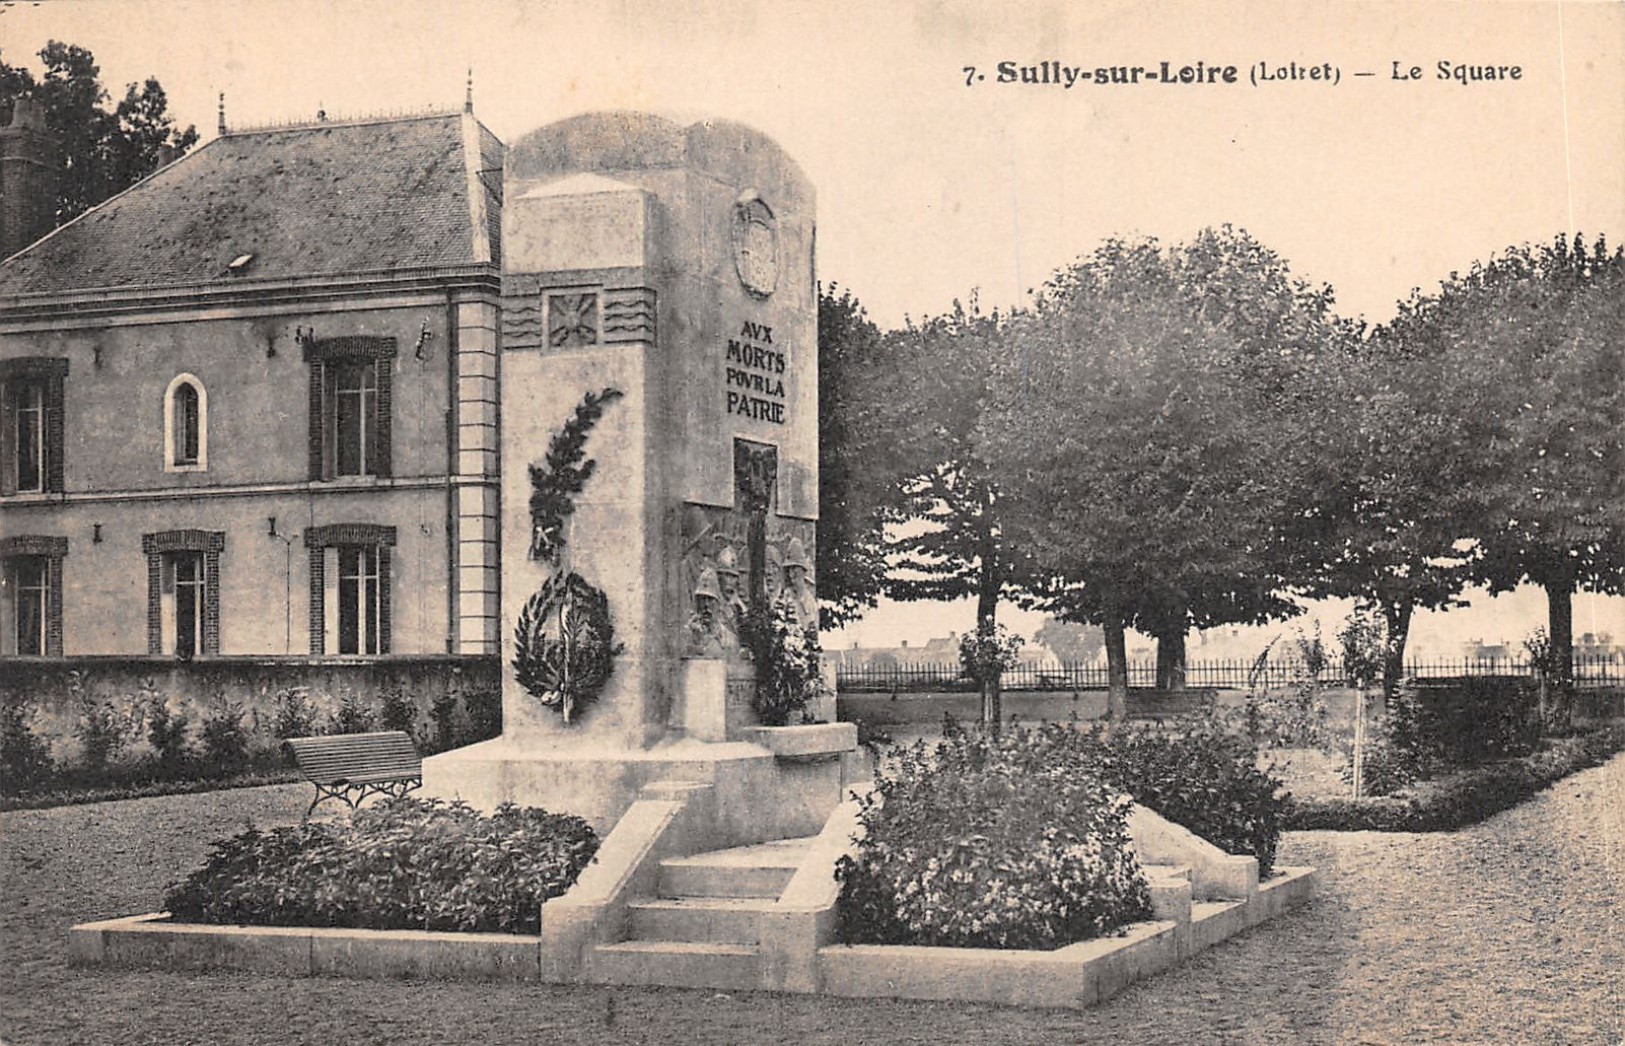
[882,298,1027,626]
[816,285,897,628]
[1,41,199,228]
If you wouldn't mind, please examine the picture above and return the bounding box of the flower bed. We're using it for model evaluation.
[1285,723,1625,832]
[164,797,598,934]
[921,716,1288,876]
[836,735,1152,950]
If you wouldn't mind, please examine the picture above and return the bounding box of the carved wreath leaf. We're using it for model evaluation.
[527,388,625,565]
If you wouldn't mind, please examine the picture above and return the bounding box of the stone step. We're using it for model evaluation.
[589,940,761,991]
[658,837,814,899]
[627,897,780,945]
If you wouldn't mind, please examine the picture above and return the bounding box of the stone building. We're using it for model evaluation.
[0,108,505,668]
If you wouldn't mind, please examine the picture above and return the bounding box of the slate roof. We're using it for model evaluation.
[0,112,503,297]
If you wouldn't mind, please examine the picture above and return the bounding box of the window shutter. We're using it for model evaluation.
[308,361,325,481]
[44,373,65,493]
[373,358,393,478]
[377,544,393,653]
[0,383,15,497]
[307,547,326,655]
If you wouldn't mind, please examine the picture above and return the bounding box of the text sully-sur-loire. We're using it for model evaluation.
[725,320,786,424]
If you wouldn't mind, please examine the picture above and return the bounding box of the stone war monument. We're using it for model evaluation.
[423,112,858,846]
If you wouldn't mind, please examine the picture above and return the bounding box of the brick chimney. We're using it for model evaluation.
[1,97,60,259]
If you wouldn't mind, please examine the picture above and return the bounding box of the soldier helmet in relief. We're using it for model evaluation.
[693,566,722,602]
[716,545,743,576]
[782,536,811,571]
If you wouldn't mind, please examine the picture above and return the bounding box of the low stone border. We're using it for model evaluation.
[819,866,1316,1009]
[69,913,545,982]
[70,867,1317,1005]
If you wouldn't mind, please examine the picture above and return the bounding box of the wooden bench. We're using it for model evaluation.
[283,731,422,818]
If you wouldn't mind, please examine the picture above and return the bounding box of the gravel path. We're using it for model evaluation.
[2,755,1621,1045]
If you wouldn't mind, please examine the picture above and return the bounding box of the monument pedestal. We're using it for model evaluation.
[423,731,857,849]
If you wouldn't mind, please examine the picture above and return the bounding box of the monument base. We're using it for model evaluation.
[422,728,860,851]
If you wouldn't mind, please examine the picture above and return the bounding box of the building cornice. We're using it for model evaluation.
[0,474,497,510]
[0,265,501,330]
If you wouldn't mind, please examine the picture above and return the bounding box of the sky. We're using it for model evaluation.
[3,0,1621,652]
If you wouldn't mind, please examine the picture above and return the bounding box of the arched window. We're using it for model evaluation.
[163,374,207,471]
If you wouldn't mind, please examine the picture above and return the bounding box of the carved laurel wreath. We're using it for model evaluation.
[513,571,623,725]
[516,388,624,724]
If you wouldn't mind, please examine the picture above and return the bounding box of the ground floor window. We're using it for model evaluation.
[161,550,207,659]
[143,530,224,657]
[336,546,381,655]
[305,524,395,656]
[0,536,66,656]
[6,555,48,655]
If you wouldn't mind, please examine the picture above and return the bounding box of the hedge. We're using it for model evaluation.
[1286,723,1625,832]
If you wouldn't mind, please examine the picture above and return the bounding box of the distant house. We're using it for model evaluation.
[1576,633,1623,661]
[1462,640,1515,661]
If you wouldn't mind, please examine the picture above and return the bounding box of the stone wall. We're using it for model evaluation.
[0,654,500,766]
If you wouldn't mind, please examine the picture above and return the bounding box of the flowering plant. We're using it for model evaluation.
[744,594,825,726]
[836,729,1151,950]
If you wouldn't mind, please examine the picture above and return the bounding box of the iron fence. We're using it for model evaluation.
[833,654,1625,693]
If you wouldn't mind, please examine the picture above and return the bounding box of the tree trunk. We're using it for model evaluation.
[1103,608,1129,723]
[1155,630,1188,693]
[1546,573,1575,732]
[977,545,1001,731]
[1380,599,1413,702]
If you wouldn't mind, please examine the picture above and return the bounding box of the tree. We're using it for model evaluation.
[816,284,898,629]
[1433,235,1625,726]
[980,230,1337,718]
[881,299,1032,725]
[1,42,198,228]
[1298,317,1487,699]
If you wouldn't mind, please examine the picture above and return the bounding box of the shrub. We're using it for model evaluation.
[1239,685,1329,750]
[837,736,1151,950]
[1096,716,1287,877]
[1339,721,1422,796]
[461,686,502,743]
[1389,677,1540,772]
[1,700,55,794]
[379,684,419,742]
[327,689,375,735]
[145,697,194,780]
[199,698,250,778]
[164,797,599,934]
[742,596,824,726]
[72,672,132,779]
[957,623,1024,685]
[929,716,1287,877]
[273,687,319,740]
